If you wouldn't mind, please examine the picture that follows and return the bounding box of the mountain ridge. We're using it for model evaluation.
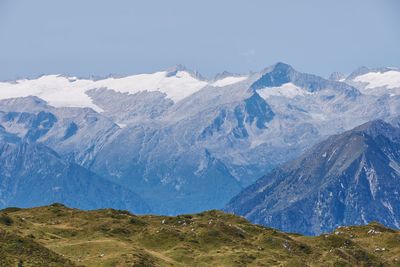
[0,127,150,214]
[225,119,400,235]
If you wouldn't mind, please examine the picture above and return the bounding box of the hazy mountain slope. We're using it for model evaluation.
[0,96,119,167]
[89,77,273,214]
[225,120,400,235]
[0,127,150,213]
[1,204,399,266]
[90,124,244,214]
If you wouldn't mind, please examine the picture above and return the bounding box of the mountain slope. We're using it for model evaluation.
[1,204,399,266]
[0,228,78,267]
[0,127,150,213]
[0,96,120,167]
[225,120,400,235]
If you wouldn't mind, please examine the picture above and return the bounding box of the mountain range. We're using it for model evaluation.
[0,62,399,220]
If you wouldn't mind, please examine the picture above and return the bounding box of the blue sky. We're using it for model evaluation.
[0,0,398,80]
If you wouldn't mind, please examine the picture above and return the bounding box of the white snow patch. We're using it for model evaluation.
[364,165,378,199]
[257,83,312,99]
[250,138,266,149]
[361,209,368,224]
[381,201,400,228]
[212,76,248,87]
[354,71,400,89]
[195,157,208,176]
[382,201,394,215]
[116,123,127,128]
[389,159,400,175]
[327,147,337,162]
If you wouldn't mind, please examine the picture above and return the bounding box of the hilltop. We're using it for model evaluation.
[0,204,399,266]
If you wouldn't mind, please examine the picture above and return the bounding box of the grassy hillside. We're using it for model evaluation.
[0,228,78,266]
[0,204,399,266]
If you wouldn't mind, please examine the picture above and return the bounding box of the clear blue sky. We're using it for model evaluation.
[0,0,399,80]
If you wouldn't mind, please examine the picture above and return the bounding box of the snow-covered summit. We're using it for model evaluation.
[0,66,256,111]
[345,67,400,96]
[0,69,209,110]
[353,70,400,89]
[212,76,249,87]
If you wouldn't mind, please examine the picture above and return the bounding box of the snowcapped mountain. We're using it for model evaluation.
[225,119,400,235]
[0,125,150,213]
[0,62,399,215]
[0,66,235,111]
[344,66,400,96]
